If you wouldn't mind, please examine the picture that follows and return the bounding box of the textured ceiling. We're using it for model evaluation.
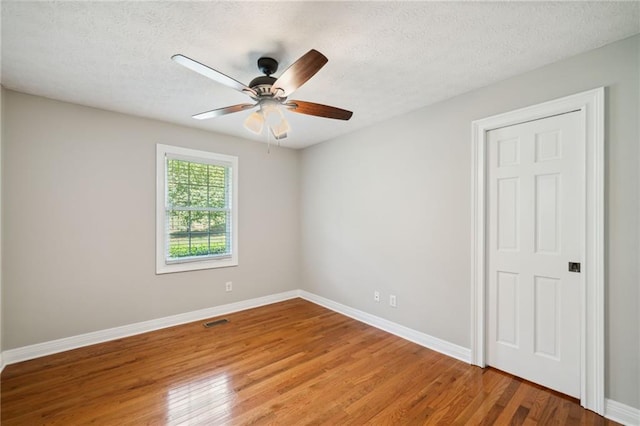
[1,1,639,149]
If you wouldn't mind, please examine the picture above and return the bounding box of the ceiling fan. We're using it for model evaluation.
[172,49,353,140]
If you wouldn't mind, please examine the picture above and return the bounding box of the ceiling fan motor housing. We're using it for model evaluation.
[251,57,280,97]
[249,75,278,97]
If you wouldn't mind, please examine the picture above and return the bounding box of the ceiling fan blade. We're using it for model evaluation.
[192,103,256,120]
[271,49,328,97]
[284,100,353,120]
[172,54,257,97]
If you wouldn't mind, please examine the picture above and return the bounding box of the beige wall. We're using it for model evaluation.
[1,86,4,357]
[2,36,638,409]
[300,35,639,408]
[2,90,300,348]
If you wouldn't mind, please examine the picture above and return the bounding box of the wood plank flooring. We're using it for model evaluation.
[1,298,617,425]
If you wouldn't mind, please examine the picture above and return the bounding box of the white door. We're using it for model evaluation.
[486,111,583,398]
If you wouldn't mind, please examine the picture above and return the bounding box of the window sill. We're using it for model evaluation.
[156,256,238,274]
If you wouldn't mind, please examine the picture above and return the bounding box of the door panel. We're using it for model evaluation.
[535,173,561,254]
[497,177,520,251]
[496,271,519,347]
[533,275,560,359]
[487,111,583,398]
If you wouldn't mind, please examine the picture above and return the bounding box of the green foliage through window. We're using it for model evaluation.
[166,158,231,259]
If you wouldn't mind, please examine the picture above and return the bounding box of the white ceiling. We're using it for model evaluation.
[2,1,639,149]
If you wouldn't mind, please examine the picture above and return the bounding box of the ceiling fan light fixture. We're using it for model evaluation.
[271,127,288,140]
[245,102,290,139]
[243,111,264,134]
[271,116,290,139]
[262,102,282,125]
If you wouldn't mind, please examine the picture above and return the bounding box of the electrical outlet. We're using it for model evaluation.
[225,281,232,292]
[374,291,380,302]
[389,294,397,308]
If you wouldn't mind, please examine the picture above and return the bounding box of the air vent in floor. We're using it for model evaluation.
[203,318,229,328]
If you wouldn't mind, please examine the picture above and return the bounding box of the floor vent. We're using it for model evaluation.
[203,319,229,328]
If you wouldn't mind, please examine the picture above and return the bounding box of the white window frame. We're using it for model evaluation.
[156,144,238,274]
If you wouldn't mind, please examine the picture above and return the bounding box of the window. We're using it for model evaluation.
[156,144,238,273]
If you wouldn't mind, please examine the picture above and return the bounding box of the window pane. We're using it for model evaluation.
[189,162,208,186]
[168,159,189,184]
[167,182,188,206]
[186,232,211,257]
[189,183,208,208]
[168,210,189,233]
[190,211,209,233]
[166,210,230,259]
[167,210,190,258]
[210,210,227,235]
[164,153,234,263]
[210,235,227,254]
[167,160,228,209]
[208,166,227,208]
[211,211,230,254]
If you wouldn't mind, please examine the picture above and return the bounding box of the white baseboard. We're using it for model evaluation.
[2,290,299,366]
[3,289,471,368]
[304,291,640,423]
[605,398,640,425]
[299,290,471,363]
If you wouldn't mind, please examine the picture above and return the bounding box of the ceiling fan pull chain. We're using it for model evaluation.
[266,127,271,154]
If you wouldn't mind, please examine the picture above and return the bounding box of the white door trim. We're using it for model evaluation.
[470,88,605,414]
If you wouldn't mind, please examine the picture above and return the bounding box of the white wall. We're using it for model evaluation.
[2,90,300,349]
[301,35,639,408]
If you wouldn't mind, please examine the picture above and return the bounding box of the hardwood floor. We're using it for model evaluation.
[1,298,617,425]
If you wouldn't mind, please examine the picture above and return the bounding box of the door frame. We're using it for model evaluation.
[470,88,605,414]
